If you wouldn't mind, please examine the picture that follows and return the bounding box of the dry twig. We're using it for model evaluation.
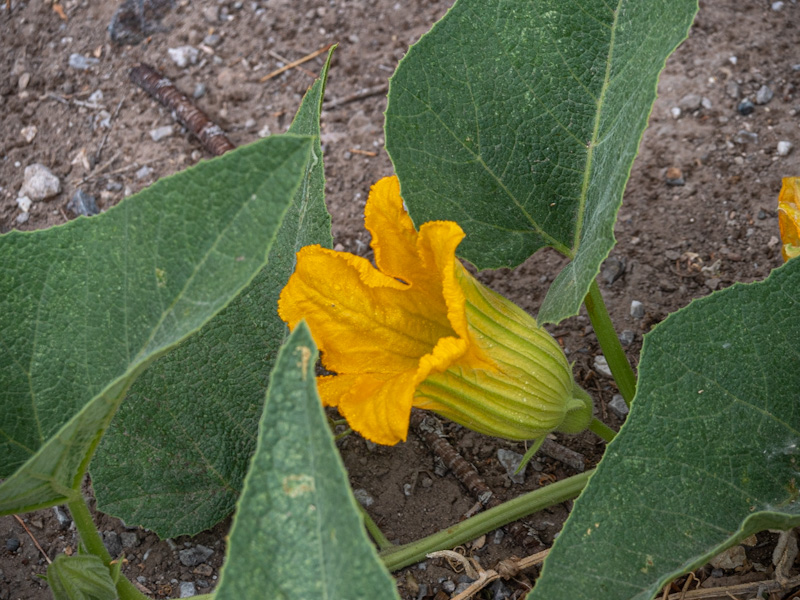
[661,573,800,599]
[13,514,52,564]
[266,49,317,78]
[324,83,389,110]
[129,63,235,156]
[259,43,333,83]
[540,437,586,472]
[432,549,550,600]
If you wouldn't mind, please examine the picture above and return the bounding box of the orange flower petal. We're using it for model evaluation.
[278,245,455,374]
[779,177,800,262]
[318,372,417,445]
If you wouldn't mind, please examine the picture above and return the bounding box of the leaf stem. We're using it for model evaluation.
[379,470,592,571]
[584,279,636,405]
[358,505,394,550]
[589,417,616,443]
[67,494,150,600]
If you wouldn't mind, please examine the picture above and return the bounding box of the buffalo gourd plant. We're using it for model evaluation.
[1,2,799,600]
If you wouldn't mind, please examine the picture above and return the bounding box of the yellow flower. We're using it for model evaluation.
[278,176,591,445]
[779,177,800,262]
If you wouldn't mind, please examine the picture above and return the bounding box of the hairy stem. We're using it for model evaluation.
[584,279,637,405]
[67,494,150,600]
[379,470,592,571]
[589,417,617,443]
[359,504,394,551]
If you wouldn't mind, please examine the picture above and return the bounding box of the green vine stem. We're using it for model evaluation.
[589,417,616,443]
[67,494,150,600]
[379,470,592,571]
[359,504,394,550]
[584,279,637,406]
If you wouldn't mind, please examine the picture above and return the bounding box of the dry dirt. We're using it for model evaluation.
[2,0,799,599]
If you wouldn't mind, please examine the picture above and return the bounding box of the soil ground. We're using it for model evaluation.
[2,0,799,599]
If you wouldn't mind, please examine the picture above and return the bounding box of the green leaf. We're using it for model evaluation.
[90,52,334,537]
[214,323,400,600]
[385,0,697,324]
[530,258,800,600]
[0,134,313,514]
[46,554,118,600]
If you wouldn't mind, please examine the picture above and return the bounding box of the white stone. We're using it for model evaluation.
[168,46,199,68]
[16,196,32,213]
[20,125,37,143]
[609,394,629,419]
[179,581,196,598]
[19,163,60,201]
[593,355,613,378]
[670,107,681,119]
[149,125,174,142]
[630,300,645,319]
[777,141,793,156]
[772,1,785,10]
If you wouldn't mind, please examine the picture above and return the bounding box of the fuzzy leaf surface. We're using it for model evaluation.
[385,0,697,323]
[46,554,118,600]
[215,323,400,600]
[90,55,333,537]
[0,135,312,514]
[530,258,800,600]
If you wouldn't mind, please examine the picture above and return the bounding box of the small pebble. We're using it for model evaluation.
[670,106,681,119]
[733,130,758,145]
[16,196,32,213]
[725,81,740,99]
[20,125,37,143]
[67,189,99,217]
[441,580,456,593]
[193,83,207,99]
[706,277,721,291]
[120,532,139,549]
[678,93,702,111]
[6,537,20,552]
[16,213,29,225]
[601,256,625,285]
[103,531,122,558]
[179,581,197,598]
[352,488,375,508]
[777,141,793,157]
[203,33,222,47]
[168,46,199,68]
[135,165,154,180]
[609,394,629,418]
[630,300,645,319]
[403,483,413,497]
[665,166,684,186]
[491,579,513,600]
[19,163,60,201]
[772,1,785,10]
[53,506,72,530]
[620,330,635,346]
[88,90,103,103]
[757,209,768,220]
[149,125,174,142]
[68,53,99,70]
[593,355,613,378]
[178,545,214,567]
[736,99,754,116]
[755,85,774,105]
[18,72,30,92]
[701,97,712,110]
[496,448,526,484]
[492,529,505,545]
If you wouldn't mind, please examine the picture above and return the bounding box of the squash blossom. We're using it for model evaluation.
[278,176,592,445]
[779,177,800,262]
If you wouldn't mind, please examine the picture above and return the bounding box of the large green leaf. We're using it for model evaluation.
[215,323,400,600]
[0,134,312,514]
[90,53,334,537]
[385,0,697,324]
[530,258,800,600]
